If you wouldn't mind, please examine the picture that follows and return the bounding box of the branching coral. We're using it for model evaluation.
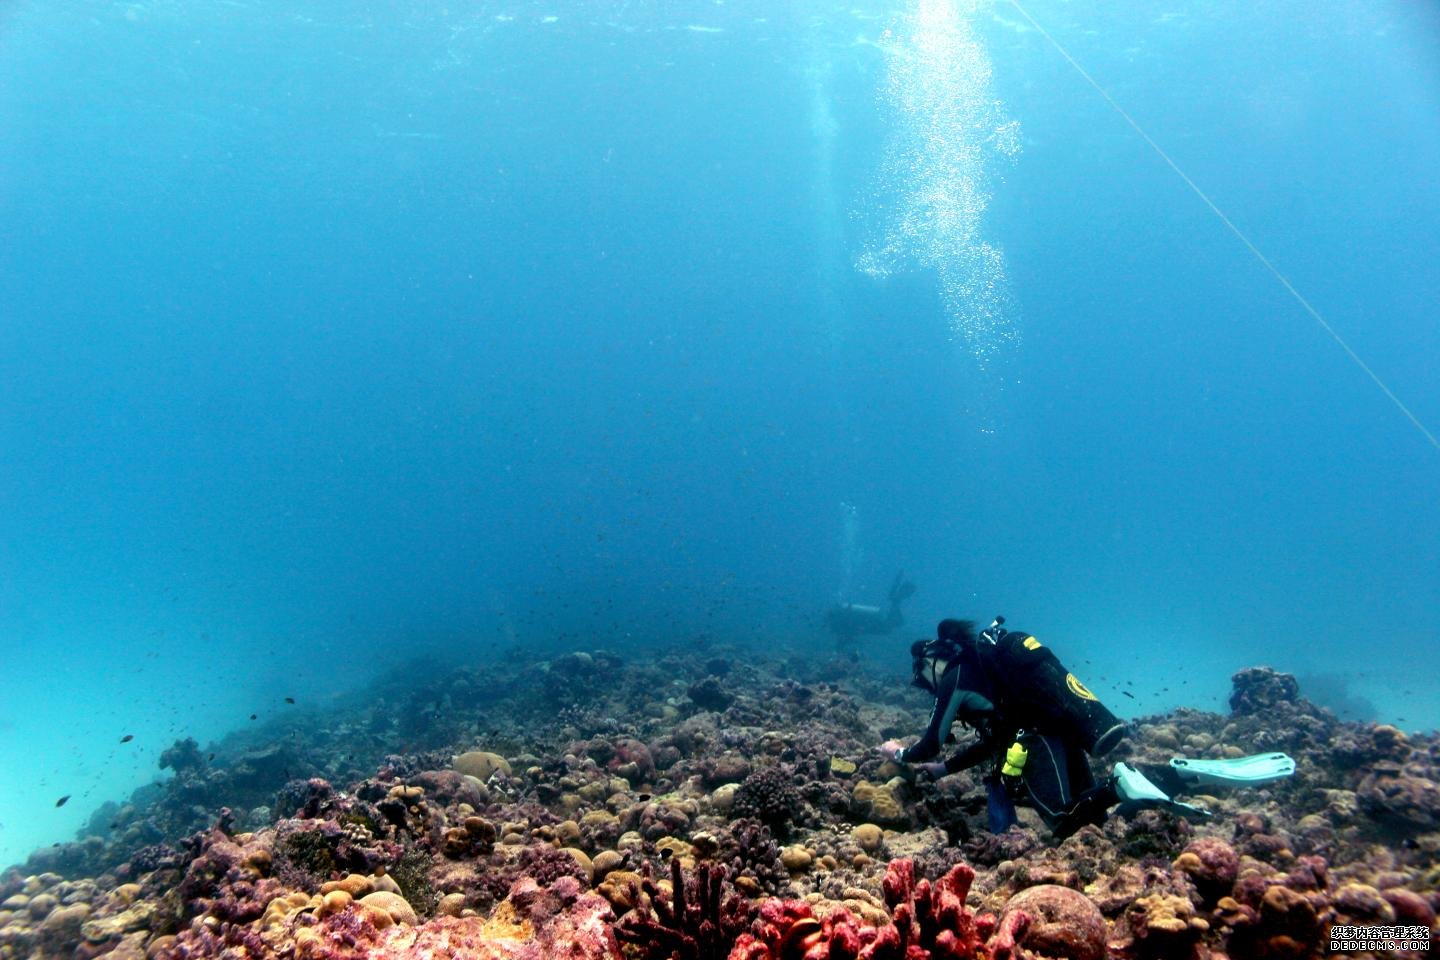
[614,857,756,960]
[732,766,803,835]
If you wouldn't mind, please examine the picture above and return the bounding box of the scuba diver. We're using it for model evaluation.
[878,617,1295,839]
[827,572,916,658]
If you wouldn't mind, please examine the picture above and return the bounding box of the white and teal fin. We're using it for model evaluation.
[1113,762,1169,803]
[1169,753,1295,788]
[1114,762,1212,820]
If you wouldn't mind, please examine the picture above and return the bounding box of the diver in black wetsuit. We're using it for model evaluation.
[879,618,1293,839]
[826,572,916,656]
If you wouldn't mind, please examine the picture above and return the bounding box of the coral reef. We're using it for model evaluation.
[731,858,1005,959]
[4,652,1439,960]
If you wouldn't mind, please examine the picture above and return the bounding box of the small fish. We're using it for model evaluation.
[120,734,134,743]
[285,697,295,704]
[1122,691,1136,700]
[56,795,70,808]
[249,714,257,720]
[207,754,216,762]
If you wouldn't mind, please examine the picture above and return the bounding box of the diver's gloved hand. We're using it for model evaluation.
[915,761,948,778]
[878,740,905,762]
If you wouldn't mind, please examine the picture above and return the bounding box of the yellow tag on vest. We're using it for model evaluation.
[1066,673,1098,701]
[1023,636,1042,650]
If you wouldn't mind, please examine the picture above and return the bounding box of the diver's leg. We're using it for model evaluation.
[1136,762,1190,797]
[985,778,1018,832]
[1051,781,1120,840]
[1019,734,1076,832]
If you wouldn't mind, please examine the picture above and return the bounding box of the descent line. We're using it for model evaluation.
[1008,0,1438,453]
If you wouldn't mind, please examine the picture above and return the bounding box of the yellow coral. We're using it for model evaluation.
[851,823,883,852]
[359,890,417,926]
[454,750,512,781]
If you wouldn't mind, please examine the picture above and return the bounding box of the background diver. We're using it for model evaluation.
[878,617,1295,839]
[827,571,916,658]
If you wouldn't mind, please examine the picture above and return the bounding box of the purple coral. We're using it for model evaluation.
[274,777,340,820]
[614,858,756,960]
[175,818,284,925]
[731,765,802,835]
[716,818,787,894]
[1229,667,1300,715]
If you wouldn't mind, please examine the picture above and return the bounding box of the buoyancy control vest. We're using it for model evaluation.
[974,619,1126,757]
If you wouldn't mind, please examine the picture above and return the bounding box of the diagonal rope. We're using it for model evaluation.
[1007,0,1439,453]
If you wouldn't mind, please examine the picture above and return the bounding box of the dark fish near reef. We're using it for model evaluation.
[119,734,133,743]
[249,714,257,720]
[285,697,295,704]
[55,795,70,807]
[1122,690,1135,699]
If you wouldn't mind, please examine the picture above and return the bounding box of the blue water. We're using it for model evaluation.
[1,0,1436,868]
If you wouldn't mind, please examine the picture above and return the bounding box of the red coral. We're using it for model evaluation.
[728,859,1004,960]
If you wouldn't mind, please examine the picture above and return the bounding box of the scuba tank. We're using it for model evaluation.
[977,615,1126,757]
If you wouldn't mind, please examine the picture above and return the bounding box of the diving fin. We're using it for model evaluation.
[1114,763,1212,821]
[1113,763,1169,803]
[1168,753,1295,788]
[889,571,916,603]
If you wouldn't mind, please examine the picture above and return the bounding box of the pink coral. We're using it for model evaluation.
[1174,837,1239,903]
[729,859,1004,960]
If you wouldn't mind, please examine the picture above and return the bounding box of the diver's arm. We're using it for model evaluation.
[916,694,998,776]
[898,677,966,763]
[896,702,947,762]
[943,737,994,774]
